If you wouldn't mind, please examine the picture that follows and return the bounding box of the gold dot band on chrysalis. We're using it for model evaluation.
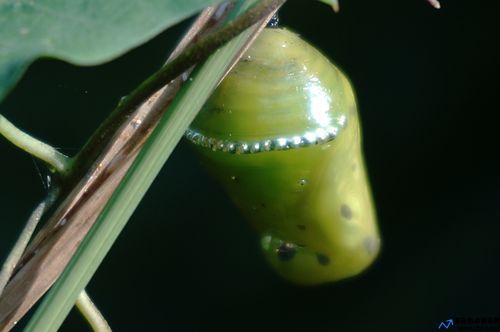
[185,114,347,154]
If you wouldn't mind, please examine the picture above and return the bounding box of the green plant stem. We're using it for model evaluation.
[75,290,111,332]
[0,114,71,175]
[116,0,282,111]
[0,188,59,296]
[71,0,284,186]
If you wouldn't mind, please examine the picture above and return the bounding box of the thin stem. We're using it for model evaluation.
[117,0,282,112]
[0,114,71,175]
[75,290,111,332]
[0,188,59,295]
[71,0,284,185]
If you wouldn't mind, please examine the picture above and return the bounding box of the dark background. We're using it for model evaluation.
[1,1,499,331]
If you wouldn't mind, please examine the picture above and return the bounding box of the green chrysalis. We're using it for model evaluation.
[186,28,380,285]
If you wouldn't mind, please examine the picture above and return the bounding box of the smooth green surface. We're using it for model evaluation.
[25,1,260,331]
[190,29,380,285]
[0,0,217,102]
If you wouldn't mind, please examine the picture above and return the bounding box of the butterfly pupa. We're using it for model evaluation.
[186,28,380,285]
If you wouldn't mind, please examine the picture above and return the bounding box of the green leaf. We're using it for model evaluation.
[0,0,217,103]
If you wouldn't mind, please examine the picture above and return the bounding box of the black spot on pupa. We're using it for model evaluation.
[260,202,266,208]
[297,224,306,230]
[364,237,380,255]
[340,204,352,220]
[316,254,330,266]
[277,243,296,262]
